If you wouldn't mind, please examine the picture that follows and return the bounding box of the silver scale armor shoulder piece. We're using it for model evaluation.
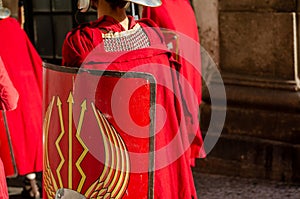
[102,23,150,52]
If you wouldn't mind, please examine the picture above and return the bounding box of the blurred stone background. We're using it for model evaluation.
[194,0,300,183]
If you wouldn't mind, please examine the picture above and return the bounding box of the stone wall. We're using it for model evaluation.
[193,0,300,182]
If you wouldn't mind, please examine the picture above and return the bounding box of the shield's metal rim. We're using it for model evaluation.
[43,62,157,79]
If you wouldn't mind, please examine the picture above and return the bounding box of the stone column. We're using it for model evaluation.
[193,0,220,66]
[194,0,300,182]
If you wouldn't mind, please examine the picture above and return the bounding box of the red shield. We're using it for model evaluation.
[43,63,156,199]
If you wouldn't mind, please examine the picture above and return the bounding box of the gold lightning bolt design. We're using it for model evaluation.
[56,97,65,188]
[44,93,130,198]
[67,93,74,189]
[75,100,88,192]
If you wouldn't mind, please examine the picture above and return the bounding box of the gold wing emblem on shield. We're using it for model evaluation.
[43,92,130,199]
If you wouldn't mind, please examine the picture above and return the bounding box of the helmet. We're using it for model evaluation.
[78,0,161,12]
[78,0,90,12]
[0,0,10,19]
[125,0,161,7]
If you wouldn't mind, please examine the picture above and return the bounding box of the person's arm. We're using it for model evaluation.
[0,57,19,111]
[62,25,100,67]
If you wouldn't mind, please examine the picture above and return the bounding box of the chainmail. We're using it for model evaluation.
[102,24,150,52]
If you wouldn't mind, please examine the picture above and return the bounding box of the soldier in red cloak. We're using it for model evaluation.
[62,0,201,198]
[0,5,42,198]
[0,57,19,199]
[143,0,206,165]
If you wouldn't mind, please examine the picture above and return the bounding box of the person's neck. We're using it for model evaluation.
[97,4,129,30]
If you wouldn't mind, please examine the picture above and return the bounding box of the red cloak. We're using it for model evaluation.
[143,0,206,164]
[0,57,19,111]
[0,159,8,199]
[0,17,43,175]
[62,15,199,198]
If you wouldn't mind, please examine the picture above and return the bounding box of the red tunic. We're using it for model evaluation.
[62,15,198,198]
[143,0,205,164]
[0,17,43,175]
